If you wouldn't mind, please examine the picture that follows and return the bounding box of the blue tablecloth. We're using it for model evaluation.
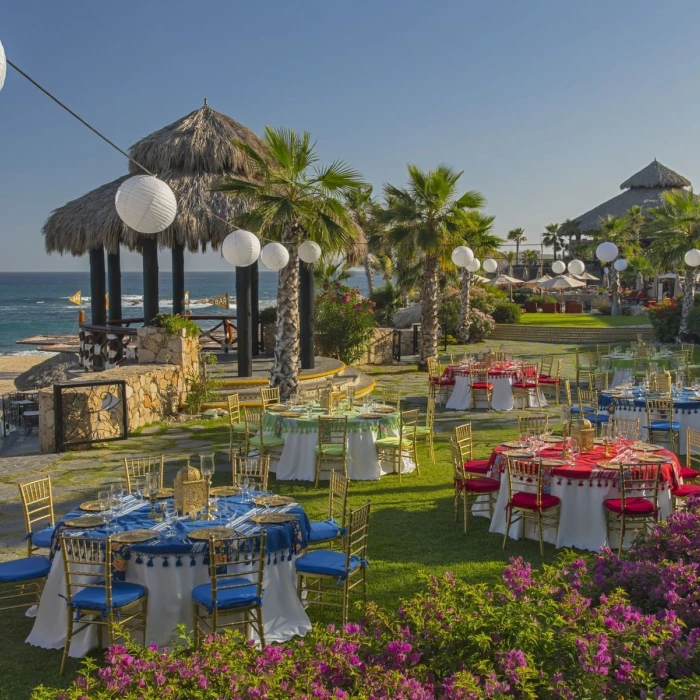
[599,391,700,415]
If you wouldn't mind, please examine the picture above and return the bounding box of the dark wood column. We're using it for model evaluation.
[89,247,107,326]
[236,265,252,377]
[142,237,159,325]
[171,243,185,316]
[299,261,315,369]
[107,249,122,321]
[251,260,260,356]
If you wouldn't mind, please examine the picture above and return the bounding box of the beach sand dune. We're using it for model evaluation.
[0,355,53,394]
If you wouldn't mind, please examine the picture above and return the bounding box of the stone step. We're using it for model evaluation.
[490,324,654,344]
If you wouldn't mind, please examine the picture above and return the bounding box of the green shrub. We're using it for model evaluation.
[438,292,461,336]
[592,298,611,316]
[258,305,277,325]
[467,308,495,342]
[648,298,682,343]
[369,283,401,327]
[688,305,700,342]
[152,313,200,338]
[469,285,497,315]
[491,302,521,324]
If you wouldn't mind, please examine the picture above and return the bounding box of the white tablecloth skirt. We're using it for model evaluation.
[26,551,310,657]
[270,428,415,482]
[611,369,633,388]
[481,476,672,552]
[446,375,547,412]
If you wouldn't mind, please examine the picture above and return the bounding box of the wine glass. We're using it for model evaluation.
[241,476,250,504]
[146,472,159,519]
[110,484,124,516]
[132,478,144,503]
[164,505,177,537]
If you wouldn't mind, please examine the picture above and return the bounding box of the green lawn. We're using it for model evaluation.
[516,313,650,327]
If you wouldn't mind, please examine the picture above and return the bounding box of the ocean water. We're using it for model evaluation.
[0,270,374,355]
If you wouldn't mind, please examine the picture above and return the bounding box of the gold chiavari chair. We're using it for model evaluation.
[608,417,640,441]
[539,355,553,379]
[427,356,449,404]
[490,350,508,362]
[295,500,370,626]
[587,371,610,392]
[19,476,56,555]
[375,409,419,482]
[575,348,596,388]
[232,454,270,492]
[451,439,499,534]
[503,455,560,557]
[308,470,350,548]
[518,413,549,439]
[228,393,253,457]
[670,428,700,509]
[60,535,148,674]
[453,423,490,475]
[123,456,164,494]
[596,344,612,364]
[260,386,281,408]
[645,397,680,453]
[244,407,285,459]
[192,533,266,649]
[381,388,402,410]
[470,363,494,411]
[539,358,562,405]
[415,394,436,463]
[314,416,349,487]
[633,356,650,380]
[576,388,609,435]
[512,363,541,410]
[603,464,659,556]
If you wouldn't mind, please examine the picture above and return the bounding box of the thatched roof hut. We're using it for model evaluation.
[570,159,693,233]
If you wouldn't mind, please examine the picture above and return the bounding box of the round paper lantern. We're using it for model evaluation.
[596,241,619,263]
[685,249,700,268]
[115,175,177,234]
[298,240,322,264]
[613,258,628,272]
[568,259,585,277]
[466,257,481,273]
[222,229,261,267]
[551,260,566,274]
[261,242,290,271]
[0,40,6,93]
[482,258,498,274]
[451,246,474,268]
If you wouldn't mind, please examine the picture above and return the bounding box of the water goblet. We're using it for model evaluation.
[146,472,159,519]
[569,437,580,466]
[157,499,167,523]
[199,453,216,521]
[132,478,144,503]
[164,505,177,537]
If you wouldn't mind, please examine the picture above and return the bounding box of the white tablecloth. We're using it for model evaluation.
[27,551,310,657]
[611,403,700,447]
[446,374,547,411]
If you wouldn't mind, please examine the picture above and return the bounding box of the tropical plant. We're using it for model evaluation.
[345,185,383,295]
[492,302,521,324]
[541,222,561,260]
[626,204,645,241]
[380,164,484,367]
[215,128,365,397]
[646,190,700,340]
[506,227,526,264]
[184,353,221,413]
[503,251,516,276]
[313,259,352,287]
[369,282,401,327]
[152,313,200,338]
[522,249,540,280]
[558,219,580,259]
[371,252,393,285]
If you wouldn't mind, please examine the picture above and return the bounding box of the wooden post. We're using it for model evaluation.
[299,261,315,369]
[251,260,260,356]
[142,237,159,325]
[107,249,122,321]
[171,243,185,316]
[89,247,107,326]
[236,265,252,377]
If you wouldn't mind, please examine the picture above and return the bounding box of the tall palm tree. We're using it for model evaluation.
[522,249,540,280]
[504,251,516,276]
[458,213,501,342]
[542,223,561,261]
[381,164,484,366]
[626,205,645,242]
[345,185,382,295]
[646,190,700,340]
[215,127,365,396]
[507,227,526,264]
[559,219,579,260]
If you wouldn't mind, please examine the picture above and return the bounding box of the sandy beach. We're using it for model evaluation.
[0,355,51,395]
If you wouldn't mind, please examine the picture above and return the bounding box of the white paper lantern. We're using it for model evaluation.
[221,229,261,267]
[551,260,566,274]
[596,241,619,264]
[451,246,474,268]
[115,175,177,234]
[0,40,6,93]
[685,249,700,268]
[261,242,290,271]
[482,258,498,274]
[613,258,628,272]
[466,257,481,273]
[568,259,585,277]
[298,240,322,264]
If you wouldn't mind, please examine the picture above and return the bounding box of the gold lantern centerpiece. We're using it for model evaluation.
[174,462,206,518]
[572,418,595,452]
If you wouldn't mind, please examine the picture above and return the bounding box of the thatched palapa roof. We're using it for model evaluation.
[44,102,265,255]
[571,159,694,233]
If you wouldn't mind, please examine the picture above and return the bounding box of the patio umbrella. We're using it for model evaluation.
[538,274,586,307]
[635,273,644,291]
[487,274,522,301]
[571,271,600,282]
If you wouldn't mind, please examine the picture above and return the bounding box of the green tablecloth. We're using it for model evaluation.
[605,355,673,370]
[263,406,400,435]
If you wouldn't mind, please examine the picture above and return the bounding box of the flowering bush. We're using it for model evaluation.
[467,308,495,342]
[314,283,377,364]
[648,297,682,343]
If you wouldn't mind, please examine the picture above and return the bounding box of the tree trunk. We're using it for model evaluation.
[515,242,520,266]
[271,225,301,398]
[419,254,440,369]
[610,268,621,316]
[458,268,471,343]
[363,252,375,296]
[678,268,696,342]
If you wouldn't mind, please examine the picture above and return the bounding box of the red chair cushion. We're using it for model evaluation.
[671,484,700,497]
[603,498,655,515]
[460,477,500,493]
[680,467,700,481]
[464,459,490,475]
[512,382,538,389]
[471,382,494,390]
[431,377,455,386]
[538,377,560,385]
[510,492,560,511]
[538,374,551,380]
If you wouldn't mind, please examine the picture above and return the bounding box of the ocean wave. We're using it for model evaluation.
[0,350,57,356]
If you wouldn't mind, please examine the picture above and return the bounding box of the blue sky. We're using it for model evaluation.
[1,0,699,272]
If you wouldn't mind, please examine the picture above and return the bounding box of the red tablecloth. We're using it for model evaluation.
[443,363,521,381]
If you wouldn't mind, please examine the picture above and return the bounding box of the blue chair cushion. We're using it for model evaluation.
[71,581,146,614]
[295,550,361,580]
[0,555,51,583]
[31,526,56,549]
[589,414,609,424]
[192,577,260,612]
[650,421,681,431]
[308,519,342,543]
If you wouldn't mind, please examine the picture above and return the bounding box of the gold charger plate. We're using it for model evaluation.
[541,436,564,443]
[251,513,295,525]
[541,459,567,466]
[504,450,535,459]
[156,488,174,499]
[254,495,295,507]
[636,455,666,464]
[597,461,618,469]
[112,529,159,544]
[502,441,526,448]
[64,515,104,528]
[188,527,232,541]
[358,413,383,419]
[373,406,396,414]
[632,443,662,452]
[593,438,606,445]
[266,404,287,412]
[279,411,301,418]
[211,486,241,497]
[79,500,102,512]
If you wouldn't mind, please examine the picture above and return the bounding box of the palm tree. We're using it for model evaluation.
[504,251,516,276]
[646,190,700,340]
[345,185,382,295]
[313,259,352,287]
[542,223,561,261]
[215,127,365,396]
[380,164,484,367]
[559,219,579,260]
[507,227,526,264]
[626,205,645,242]
[522,249,540,280]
